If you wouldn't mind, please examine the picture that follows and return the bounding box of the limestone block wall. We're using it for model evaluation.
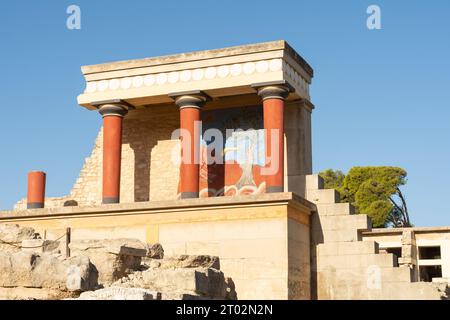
[149,140,180,201]
[284,101,312,197]
[60,106,179,206]
[159,216,310,299]
[70,129,103,205]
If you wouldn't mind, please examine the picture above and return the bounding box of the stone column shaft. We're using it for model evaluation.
[255,83,291,193]
[170,91,209,199]
[27,171,46,209]
[98,103,129,204]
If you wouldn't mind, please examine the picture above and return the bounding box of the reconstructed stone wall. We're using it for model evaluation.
[69,106,181,205]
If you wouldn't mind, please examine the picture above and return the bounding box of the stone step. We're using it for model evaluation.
[305,174,324,191]
[316,267,414,299]
[333,265,413,283]
[320,229,361,243]
[306,189,340,204]
[317,280,445,300]
[312,214,371,232]
[317,241,379,256]
[317,253,398,270]
[382,282,446,300]
[315,203,355,216]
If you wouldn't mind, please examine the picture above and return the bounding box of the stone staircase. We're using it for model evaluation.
[305,174,449,300]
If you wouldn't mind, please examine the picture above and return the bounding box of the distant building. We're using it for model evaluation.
[363,227,450,283]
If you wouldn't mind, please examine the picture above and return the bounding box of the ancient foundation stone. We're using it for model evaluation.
[0,224,40,254]
[75,287,161,300]
[114,255,232,299]
[69,239,147,284]
[0,251,98,292]
[145,243,164,259]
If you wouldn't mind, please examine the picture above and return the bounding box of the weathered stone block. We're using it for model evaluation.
[75,287,161,300]
[306,189,340,204]
[159,255,220,270]
[0,224,40,254]
[317,241,379,257]
[65,256,99,292]
[315,203,355,216]
[317,253,397,270]
[145,243,164,259]
[21,239,60,254]
[305,174,324,191]
[0,251,98,292]
[69,239,146,284]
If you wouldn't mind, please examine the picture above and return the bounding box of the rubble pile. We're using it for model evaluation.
[0,224,237,300]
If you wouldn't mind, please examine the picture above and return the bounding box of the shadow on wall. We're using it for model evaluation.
[126,120,155,202]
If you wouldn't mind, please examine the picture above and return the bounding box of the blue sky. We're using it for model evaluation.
[0,1,448,227]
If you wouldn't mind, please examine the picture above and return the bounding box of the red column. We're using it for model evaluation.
[27,171,46,209]
[256,83,291,193]
[170,92,209,199]
[98,104,129,204]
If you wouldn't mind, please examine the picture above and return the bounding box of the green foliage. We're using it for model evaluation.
[319,169,345,190]
[343,167,406,204]
[355,179,393,227]
[361,200,392,228]
[318,167,410,228]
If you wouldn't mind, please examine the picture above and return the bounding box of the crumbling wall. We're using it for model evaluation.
[0,223,236,300]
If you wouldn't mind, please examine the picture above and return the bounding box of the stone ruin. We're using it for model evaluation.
[0,224,237,300]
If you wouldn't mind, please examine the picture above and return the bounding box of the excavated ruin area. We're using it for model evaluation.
[0,224,237,300]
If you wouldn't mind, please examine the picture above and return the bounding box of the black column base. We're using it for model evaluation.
[180,192,199,199]
[27,202,44,209]
[102,197,120,204]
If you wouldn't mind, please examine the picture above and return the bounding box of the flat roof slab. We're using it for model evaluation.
[77,40,314,110]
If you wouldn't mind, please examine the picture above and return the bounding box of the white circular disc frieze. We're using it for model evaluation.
[230,64,242,76]
[156,73,168,85]
[144,75,155,86]
[256,60,269,73]
[180,70,191,82]
[168,72,179,84]
[86,82,97,93]
[243,62,256,75]
[269,59,282,72]
[132,76,144,87]
[109,79,120,90]
[120,77,132,89]
[205,67,217,79]
[217,65,229,78]
[98,80,109,92]
[192,69,204,81]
